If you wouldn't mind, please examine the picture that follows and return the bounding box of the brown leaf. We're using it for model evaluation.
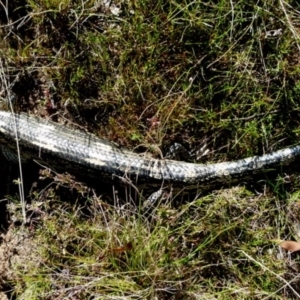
[279,240,300,252]
[111,242,133,253]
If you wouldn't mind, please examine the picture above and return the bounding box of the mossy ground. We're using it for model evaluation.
[1,0,300,299]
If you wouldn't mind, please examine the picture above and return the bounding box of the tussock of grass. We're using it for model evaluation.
[5,184,300,299]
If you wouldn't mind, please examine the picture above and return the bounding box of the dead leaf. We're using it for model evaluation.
[111,242,133,253]
[279,240,300,252]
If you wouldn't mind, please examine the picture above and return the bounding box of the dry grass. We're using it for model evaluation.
[4,182,300,299]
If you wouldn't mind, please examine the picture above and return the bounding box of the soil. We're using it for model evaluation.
[0,225,38,299]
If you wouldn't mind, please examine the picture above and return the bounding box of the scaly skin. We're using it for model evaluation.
[0,111,299,190]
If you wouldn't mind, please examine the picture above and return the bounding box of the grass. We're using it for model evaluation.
[7,184,300,299]
[1,0,300,299]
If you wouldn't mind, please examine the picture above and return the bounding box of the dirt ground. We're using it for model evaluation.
[0,224,38,299]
